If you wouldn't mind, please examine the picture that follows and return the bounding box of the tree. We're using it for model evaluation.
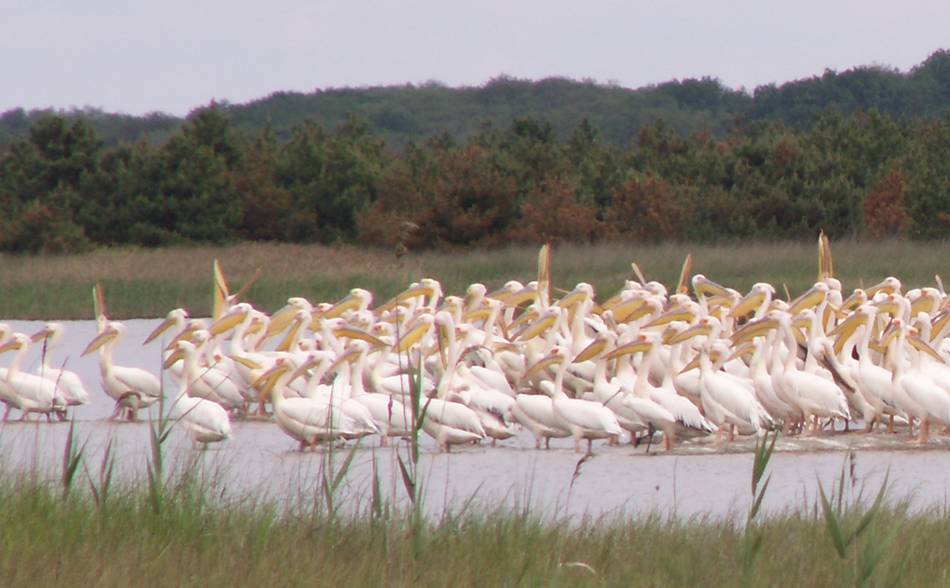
[864,168,911,237]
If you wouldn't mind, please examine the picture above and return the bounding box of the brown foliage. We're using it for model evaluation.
[359,144,519,249]
[864,168,911,238]
[771,137,799,169]
[356,162,429,248]
[507,177,602,244]
[606,175,688,241]
[4,200,90,254]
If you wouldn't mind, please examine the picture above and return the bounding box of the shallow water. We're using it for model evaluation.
[2,319,950,519]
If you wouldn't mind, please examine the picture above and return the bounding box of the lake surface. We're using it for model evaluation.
[2,319,949,519]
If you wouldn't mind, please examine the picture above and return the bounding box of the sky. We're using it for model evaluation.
[2,0,948,117]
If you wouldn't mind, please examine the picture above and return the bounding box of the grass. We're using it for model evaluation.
[0,469,946,587]
[0,383,944,585]
[2,239,950,319]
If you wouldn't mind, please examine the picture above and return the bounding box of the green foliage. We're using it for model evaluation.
[816,456,898,586]
[2,54,950,253]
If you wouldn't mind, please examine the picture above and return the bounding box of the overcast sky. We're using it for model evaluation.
[2,0,947,116]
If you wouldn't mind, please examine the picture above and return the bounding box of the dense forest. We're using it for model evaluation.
[2,51,948,149]
[0,51,948,253]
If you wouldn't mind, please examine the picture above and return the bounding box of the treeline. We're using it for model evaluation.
[1,51,947,149]
[1,103,949,253]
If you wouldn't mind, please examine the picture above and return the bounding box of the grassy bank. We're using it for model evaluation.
[0,420,941,585]
[0,469,943,586]
[2,239,949,319]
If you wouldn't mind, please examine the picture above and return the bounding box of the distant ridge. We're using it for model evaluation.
[1,50,947,148]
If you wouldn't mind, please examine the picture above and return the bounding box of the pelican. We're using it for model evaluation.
[165,341,232,447]
[771,312,851,434]
[328,342,412,444]
[883,320,950,443]
[82,321,162,421]
[673,318,772,438]
[572,333,649,443]
[0,333,65,421]
[525,346,622,453]
[256,360,364,450]
[511,389,572,449]
[612,333,716,448]
[31,323,91,414]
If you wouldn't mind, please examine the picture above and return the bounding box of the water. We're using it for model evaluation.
[2,319,949,519]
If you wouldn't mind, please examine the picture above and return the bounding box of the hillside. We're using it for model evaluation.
[1,50,947,149]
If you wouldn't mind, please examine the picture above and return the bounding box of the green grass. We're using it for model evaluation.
[0,469,945,587]
[2,239,949,319]
[0,415,942,585]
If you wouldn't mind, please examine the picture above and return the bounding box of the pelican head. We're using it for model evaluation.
[0,332,30,354]
[144,308,189,345]
[31,322,65,346]
[82,322,124,356]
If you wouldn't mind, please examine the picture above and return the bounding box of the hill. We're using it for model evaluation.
[1,50,947,148]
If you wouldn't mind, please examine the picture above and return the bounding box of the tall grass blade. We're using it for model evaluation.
[817,478,847,558]
[61,420,87,500]
[751,430,777,496]
[748,474,772,522]
[87,436,116,509]
[396,454,416,504]
[331,440,361,495]
[849,470,890,544]
[370,452,383,522]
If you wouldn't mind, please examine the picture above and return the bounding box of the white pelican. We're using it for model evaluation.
[0,333,65,421]
[30,323,91,413]
[770,312,850,434]
[525,346,621,453]
[257,360,364,450]
[436,310,518,443]
[673,319,771,438]
[572,333,648,443]
[329,342,412,444]
[883,320,950,443]
[613,333,716,448]
[82,321,162,421]
[166,341,232,447]
[511,389,572,449]
[418,396,486,452]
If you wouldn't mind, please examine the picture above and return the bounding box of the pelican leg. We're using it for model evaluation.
[918,420,931,444]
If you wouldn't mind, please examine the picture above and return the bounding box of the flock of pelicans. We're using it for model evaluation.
[3,241,950,454]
